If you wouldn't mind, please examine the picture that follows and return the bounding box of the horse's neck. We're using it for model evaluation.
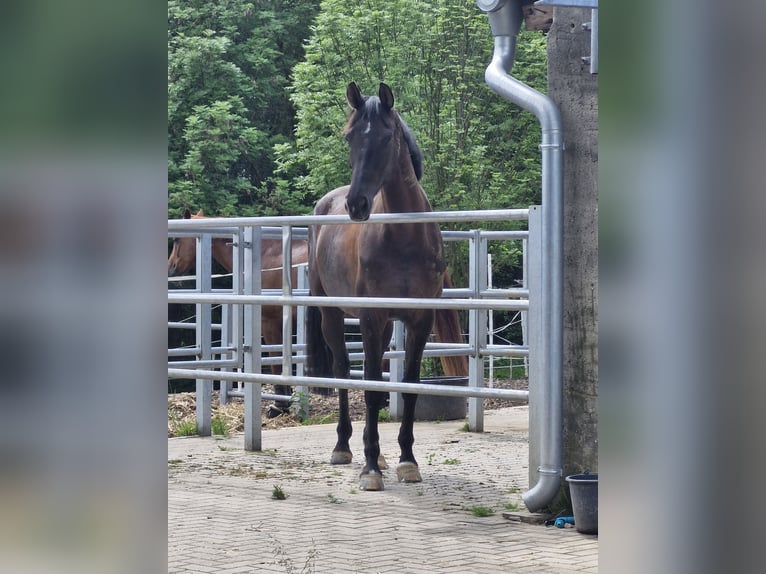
[378,145,431,214]
[212,238,233,272]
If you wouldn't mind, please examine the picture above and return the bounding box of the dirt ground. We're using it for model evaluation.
[168,378,528,437]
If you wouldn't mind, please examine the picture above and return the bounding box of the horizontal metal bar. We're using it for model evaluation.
[535,0,597,8]
[167,288,237,295]
[167,348,198,357]
[168,274,232,283]
[441,230,528,240]
[167,368,529,401]
[167,359,240,369]
[167,293,529,312]
[168,209,529,231]
[168,322,224,331]
[168,226,309,239]
[226,391,292,402]
[482,345,530,358]
[442,287,528,299]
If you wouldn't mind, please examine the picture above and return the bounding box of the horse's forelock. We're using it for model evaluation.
[344,95,393,134]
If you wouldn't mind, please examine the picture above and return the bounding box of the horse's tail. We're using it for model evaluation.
[434,271,469,377]
[305,304,334,394]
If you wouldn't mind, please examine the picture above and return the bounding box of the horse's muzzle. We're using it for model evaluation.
[346,197,370,222]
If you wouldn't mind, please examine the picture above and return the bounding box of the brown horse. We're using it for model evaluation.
[168,208,309,414]
[306,82,466,491]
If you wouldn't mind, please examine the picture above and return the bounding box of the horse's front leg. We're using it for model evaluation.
[396,311,435,483]
[358,312,390,490]
[320,307,353,465]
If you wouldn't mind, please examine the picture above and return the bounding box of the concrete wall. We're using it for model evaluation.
[547,7,599,479]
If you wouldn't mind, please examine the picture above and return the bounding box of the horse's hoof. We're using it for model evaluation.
[378,454,389,470]
[396,462,422,483]
[330,451,353,465]
[359,471,385,491]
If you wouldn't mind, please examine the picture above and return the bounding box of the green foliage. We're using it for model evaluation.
[284,0,547,283]
[271,484,288,500]
[168,0,548,294]
[168,0,319,218]
[467,505,496,517]
[175,420,198,437]
[211,415,229,436]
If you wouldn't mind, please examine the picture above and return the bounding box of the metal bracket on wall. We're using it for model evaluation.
[534,0,598,75]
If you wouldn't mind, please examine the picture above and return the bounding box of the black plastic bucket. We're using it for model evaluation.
[413,377,468,421]
[565,473,598,534]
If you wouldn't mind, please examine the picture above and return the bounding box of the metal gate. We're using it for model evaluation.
[167,208,541,451]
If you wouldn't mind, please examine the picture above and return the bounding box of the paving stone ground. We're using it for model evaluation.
[168,406,598,573]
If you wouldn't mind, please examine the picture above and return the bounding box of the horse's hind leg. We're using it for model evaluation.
[262,310,292,418]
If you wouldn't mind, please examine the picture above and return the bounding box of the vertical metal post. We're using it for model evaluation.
[388,321,405,420]
[590,9,598,74]
[195,233,213,436]
[468,230,488,432]
[233,227,244,391]
[219,227,238,405]
[281,226,293,380]
[219,299,232,406]
[487,252,494,388]
[243,226,263,451]
[295,263,309,418]
[527,206,544,489]
[521,236,529,377]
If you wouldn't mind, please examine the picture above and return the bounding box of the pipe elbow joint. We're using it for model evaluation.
[522,467,562,513]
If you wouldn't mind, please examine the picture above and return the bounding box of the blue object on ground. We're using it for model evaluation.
[555,516,575,528]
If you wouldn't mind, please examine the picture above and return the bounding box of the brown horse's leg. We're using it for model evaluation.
[395,311,434,483]
[262,307,292,417]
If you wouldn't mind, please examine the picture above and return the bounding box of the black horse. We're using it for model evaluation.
[306,82,464,490]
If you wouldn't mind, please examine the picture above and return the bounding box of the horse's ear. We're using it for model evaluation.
[378,83,394,110]
[346,82,365,110]
[183,208,191,219]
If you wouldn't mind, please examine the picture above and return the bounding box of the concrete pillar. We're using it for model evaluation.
[547,7,599,479]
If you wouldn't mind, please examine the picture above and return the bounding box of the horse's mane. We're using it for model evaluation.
[400,118,423,181]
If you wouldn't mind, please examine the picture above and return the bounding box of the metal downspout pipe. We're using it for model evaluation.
[477,0,564,512]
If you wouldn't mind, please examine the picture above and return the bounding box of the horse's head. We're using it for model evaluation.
[167,208,202,276]
[343,82,402,222]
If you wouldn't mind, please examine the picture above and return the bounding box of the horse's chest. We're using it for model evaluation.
[359,247,443,297]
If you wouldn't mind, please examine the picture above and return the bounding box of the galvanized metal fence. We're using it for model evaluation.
[168,209,541,451]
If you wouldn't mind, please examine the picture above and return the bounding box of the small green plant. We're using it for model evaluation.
[468,505,496,517]
[443,458,461,465]
[301,413,338,426]
[426,452,436,465]
[168,459,183,466]
[459,421,470,432]
[271,484,288,500]
[325,493,343,504]
[175,420,197,437]
[416,487,424,496]
[503,501,521,511]
[211,416,229,436]
[378,408,391,422]
[349,488,358,495]
[290,391,310,419]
